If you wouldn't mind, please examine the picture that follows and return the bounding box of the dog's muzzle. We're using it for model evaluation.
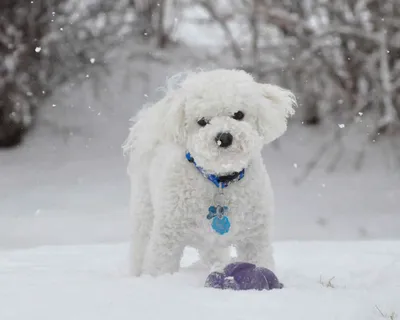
[215,132,233,148]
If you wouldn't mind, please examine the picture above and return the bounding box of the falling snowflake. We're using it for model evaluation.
[338,124,345,128]
[35,47,41,53]
[90,58,95,64]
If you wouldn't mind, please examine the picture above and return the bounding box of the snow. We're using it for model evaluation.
[1,241,399,320]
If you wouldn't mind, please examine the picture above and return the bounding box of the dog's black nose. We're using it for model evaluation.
[215,132,233,148]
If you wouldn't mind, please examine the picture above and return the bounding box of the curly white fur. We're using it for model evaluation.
[123,69,296,277]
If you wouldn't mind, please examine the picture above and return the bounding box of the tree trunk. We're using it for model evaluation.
[302,100,321,126]
[0,83,25,148]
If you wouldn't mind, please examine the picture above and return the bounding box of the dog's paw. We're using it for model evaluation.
[210,262,226,274]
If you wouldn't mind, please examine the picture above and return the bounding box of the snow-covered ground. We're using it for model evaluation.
[1,241,399,320]
[0,41,399,319]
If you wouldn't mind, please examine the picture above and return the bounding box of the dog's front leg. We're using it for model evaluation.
[142,218,185,277]
[199,246,232,273]
[236,230,275,272]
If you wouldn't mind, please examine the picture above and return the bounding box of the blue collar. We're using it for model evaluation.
[186,152,245,189]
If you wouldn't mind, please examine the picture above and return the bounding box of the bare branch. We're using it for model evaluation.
[196,0,243,63]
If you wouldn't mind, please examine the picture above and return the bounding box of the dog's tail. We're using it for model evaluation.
[122,72,190,176]
[122,102,160,157]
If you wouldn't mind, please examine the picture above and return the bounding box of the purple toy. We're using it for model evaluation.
[205,262,283,291]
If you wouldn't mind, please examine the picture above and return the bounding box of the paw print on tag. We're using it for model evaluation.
[207,205,228,219]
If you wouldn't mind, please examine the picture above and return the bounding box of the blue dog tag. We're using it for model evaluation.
[211,216,231,235]
[208,205,230,235]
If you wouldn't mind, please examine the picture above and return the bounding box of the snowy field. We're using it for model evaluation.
[0,40,400,319]
[1,242,399,320]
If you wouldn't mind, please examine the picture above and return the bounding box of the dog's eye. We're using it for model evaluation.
[232,111,245,120]
[197,118,208,127]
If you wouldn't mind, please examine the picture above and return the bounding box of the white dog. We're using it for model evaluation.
[123,69,296,277]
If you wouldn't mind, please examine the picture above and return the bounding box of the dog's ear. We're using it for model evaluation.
[257,83,296,144]
[162,92,186,145]
[122,91,186,170]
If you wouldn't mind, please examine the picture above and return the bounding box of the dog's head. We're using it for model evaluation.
[124,69,296,174]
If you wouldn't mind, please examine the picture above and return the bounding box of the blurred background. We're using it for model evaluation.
[0,0,399,249]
